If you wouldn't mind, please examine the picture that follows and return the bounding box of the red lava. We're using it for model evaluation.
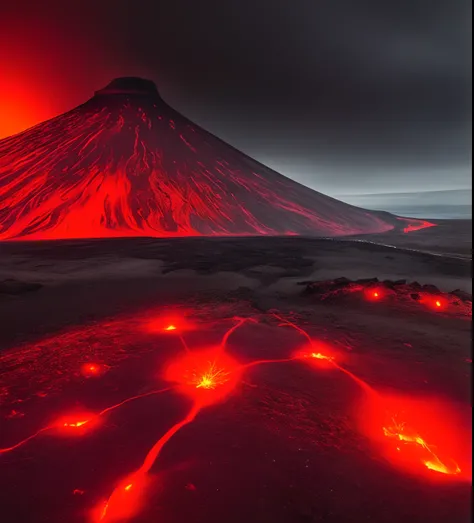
[365,288,383,301]
[358,393,472,482]
[0,307,470,523]
[420,296,446,312]
[164,347,242,407]
[81,363,105,378]
[54,412,98,435]
[397,217,437,233]
[0,77,396,241]
[93,473,150,522]
[145,312,195,334]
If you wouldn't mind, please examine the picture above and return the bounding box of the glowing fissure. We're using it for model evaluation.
[0,426,51,454]
[397,217,437,233]
[96,318,252,521]
[0,387,172,456]
[137,405,200,476]
[0,78,401,240]
[382,417,461,476]
[1,310,468,523]
[270,315,465,477]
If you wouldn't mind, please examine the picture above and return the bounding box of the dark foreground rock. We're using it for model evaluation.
[0,279,43,295]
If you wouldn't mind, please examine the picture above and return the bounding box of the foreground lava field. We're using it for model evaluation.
[0,229,471,523]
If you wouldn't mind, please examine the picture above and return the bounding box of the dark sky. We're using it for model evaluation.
[0,0,471,194]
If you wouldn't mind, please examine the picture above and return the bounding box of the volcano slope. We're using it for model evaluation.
[0,76,418,241]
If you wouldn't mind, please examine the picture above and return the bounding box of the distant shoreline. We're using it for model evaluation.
[335,189,472,220]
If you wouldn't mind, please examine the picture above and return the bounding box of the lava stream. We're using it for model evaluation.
[0,387,172,456]
[273,312,374,394]
[0,426,51,455]
[97,406,200,522]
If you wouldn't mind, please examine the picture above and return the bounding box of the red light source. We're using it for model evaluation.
[165,347,241,407]
[420,296,446,311]
[145,314,194,334]
[55,413,97,435]
[81,363,103,377]
[364,288,382,301]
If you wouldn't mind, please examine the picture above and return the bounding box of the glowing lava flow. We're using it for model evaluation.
[273,313,374,394]
[0,77,397,241]
[97,387,173,418]
[2,309,470,523]
[0,426,51,455]
[97,406,200,523]
[218,316,256,352]
[95,318,253,521]
[270,314,467,478]
[397,217,437,233]
[0,388,172,457]
[382,417,461,476]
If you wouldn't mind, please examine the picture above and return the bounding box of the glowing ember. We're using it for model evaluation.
[364,288,383,302]
[420,296,446,312]
[165,348,241,407]
[62,419,90,429]
[145,314,194,334]
[81,363,103,377]
[194,362,230,389]
[310,352,333,361]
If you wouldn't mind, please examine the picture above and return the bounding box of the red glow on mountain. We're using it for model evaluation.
[0,77,401,240]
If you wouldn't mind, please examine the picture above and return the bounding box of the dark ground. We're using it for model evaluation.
[0,221,471,523]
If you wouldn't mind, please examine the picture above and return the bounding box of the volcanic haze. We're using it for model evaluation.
[0,77,403,241]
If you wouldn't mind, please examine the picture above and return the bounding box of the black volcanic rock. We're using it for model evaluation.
[449,289,472,302]
[0,279,42,295]
[422,284,440,294]
[355,277,379,284]
[94,77,160,97]
[0,76,421,241]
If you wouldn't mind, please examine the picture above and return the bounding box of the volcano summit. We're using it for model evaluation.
[0,77,401,240]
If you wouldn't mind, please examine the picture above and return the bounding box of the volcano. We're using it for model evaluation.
[0,77,401,240]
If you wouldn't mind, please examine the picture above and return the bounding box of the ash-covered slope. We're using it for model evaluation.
[0,77,399,240]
